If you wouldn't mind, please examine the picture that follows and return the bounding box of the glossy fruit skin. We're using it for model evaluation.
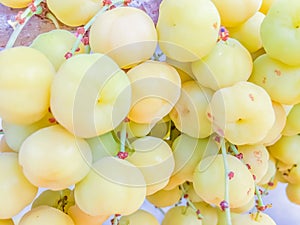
[30,29,85,71]
[0,0,31,8]
[47,0,102,27]
[0,46,55,125]
[90,7,157,68]
[260,0,300,66]
[161,206,202,225]
[0,152,38,219]
[50,53,132,138]
[157,0,220,62]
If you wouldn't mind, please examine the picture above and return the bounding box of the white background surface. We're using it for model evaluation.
[1,119,300,225]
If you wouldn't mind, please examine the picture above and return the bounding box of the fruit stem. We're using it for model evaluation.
[255,185,265,209]
[180,184,204,220]
[68,0,126,57]
[119,120,127,153]
[5,0,44,49]
[45,12,60,29]
[221,140,232,225]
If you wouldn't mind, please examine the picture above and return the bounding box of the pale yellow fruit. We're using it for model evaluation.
[249,54,300,105]
[119,210,160,225]
[67,204,109,225]
[90,7,157,68]
[211,0,262,27]
[161,206,202,225]
[286,183,300,205]
[0,153,38,219]
[258,101,286,146]
[191,38,253,90]
[268,135,300,165]
[231,212,276,225]
[127,136,175,195]
[0,46,55,125]
[47,0,101,27]
[207,81,275,145]
[50,53,131,138]
[19,206,74,225]
[193,154,255,208]
[237,144,269,183]
[260,0,300,66]
[0,0,31,8]
[184,183,203,203]
[30,29,85,71]
[228,12,265,53]
[169,81,213,139]
[230,197,255,213]
[164,134,219,190]
[19,125,92,190]
[157,0,220,62]
[282,103,300,136]
[74,157,146,216]
[127,60,181,124]
[258,156,277,186]
[193,202,218,225]
[146,186,181,208]
[2,112,55,152]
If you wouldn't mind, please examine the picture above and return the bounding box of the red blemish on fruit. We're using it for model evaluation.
[228,171,234,180]
[183,194,188,199]
[115,214,121,217]
[246,164,251,170]
[75,47,81,52]
[253,150,263,164]
[253,174,256,180]
[196,209,201,215]
[220,200,229,211]
[274,69,282,76]
[15,11,25,24]
[103,0,112,6]
[218,26,229,41]
[262,77,267,84]
[64,52,73,59]
[124,117,130,123]
[117,151,128,159]
[123,0,131,6]
[207,112,212,118]
[247,188,252,196]
[249,93,254,101]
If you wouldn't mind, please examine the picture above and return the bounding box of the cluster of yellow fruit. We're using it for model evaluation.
[0,0,299,224]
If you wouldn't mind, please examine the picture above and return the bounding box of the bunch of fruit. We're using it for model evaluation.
[0,0,299,224]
